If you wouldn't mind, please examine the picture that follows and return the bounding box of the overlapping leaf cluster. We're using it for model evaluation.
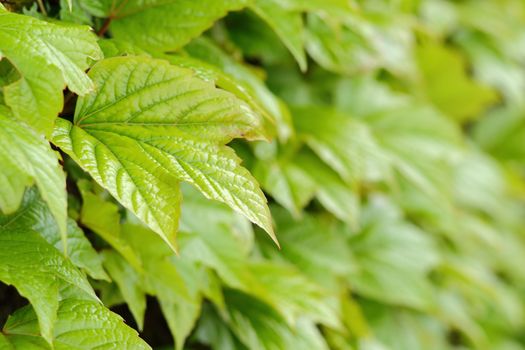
[1,0,525,349]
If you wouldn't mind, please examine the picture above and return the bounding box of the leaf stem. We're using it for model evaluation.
[97,17,112,37]
[36,0,48,16]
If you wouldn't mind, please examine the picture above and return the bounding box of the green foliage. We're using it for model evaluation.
[1,0,525,349]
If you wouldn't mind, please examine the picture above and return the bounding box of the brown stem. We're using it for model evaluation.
[97,16,113,37]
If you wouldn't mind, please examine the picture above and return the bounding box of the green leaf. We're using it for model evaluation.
[0,8,102,136]
[0,332,50,349]
[263,208,354,290]
[52,56,275,250]
[254,147,360,225]
[249,0,306,71]
[0,211,96,344]
[101,250,146,330]
[222,289,292,350]
[305,11,414,77]
[348,197,439,310]
[292,106,390,184]
[122,222,200,350]
[0,113,67,243]
[87,0,247,52]
[195,304,248,350]
[249,262,340,329]
[294,150,360,227]
[3,298,150,349]
[78,182,143,271]
[253,150,317,218]
[176,37,294,141]
[178,228,256,291]
[0,187,108,281]
[179,184,255,253]
[416,43,498,122]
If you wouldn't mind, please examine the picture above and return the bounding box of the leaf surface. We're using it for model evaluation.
[249,0,306,71]
[52,56,275,250]
[0,8,101,135]
[0,188,108,281]
[0,209,95,344]
[0,113,67,242]
[3,298,150,349]
[85,0,247,52]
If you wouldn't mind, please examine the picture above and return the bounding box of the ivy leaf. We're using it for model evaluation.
[416,43,498,122]
[101,250,146,330]
[293,106,390,184]
[0,213,96,344]
[294,149,360,227]
[122,222,200,350]
[349,197,440,310]
[3,298,150,349]
[249,262,340,329]
[263,208,355,290]
[0,8,102,136]
[0,187,108,281]
[174,37,294,141]
[178,228,256,291]
[194,304,248,350]
[52,56,275,251]
[249,0,307,71]
[253,149,317,218]
[0,114,67,243]
[86,0,247,52]
[78,181,143,271]
[222,289,292,350]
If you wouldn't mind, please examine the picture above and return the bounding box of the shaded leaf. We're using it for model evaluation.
[86,0,247,52]
[0,113,67,245]
[0,210,95,343]
[249,0,306,71]
[3,298,150,349]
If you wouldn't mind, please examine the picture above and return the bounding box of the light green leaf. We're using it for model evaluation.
[101,250,146,330]
[0,113,67,243]
[222,289,292,350]
[52,56,275,250]
[292,106,390,184]
[263,208,354,290]
[0,332,50,349]
[178,228,256,291]
[195,304,248,350]
[349,197,439,310]
[78,182,143,271]
[122,223,200,350]
[305,12,414,77]
[0,212,96,344]
[3,298,150,349]
[175,37,294,141]
[254,147,360,225]
[249,262,340,329]
[87,0,247,52]
[294,150,360,227]
[278,0,354,14]
[249,0,306,71]
[253,151,317,218]
[416,43,498,122]
[0,8,102,136]
[180,184,255,253]
[1,187,108,281]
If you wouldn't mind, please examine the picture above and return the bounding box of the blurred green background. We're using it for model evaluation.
[182,0,525,349]
[5,0,525,349]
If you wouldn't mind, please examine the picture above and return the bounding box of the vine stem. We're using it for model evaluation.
[36,0,48,16]
[97,17,113,37]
